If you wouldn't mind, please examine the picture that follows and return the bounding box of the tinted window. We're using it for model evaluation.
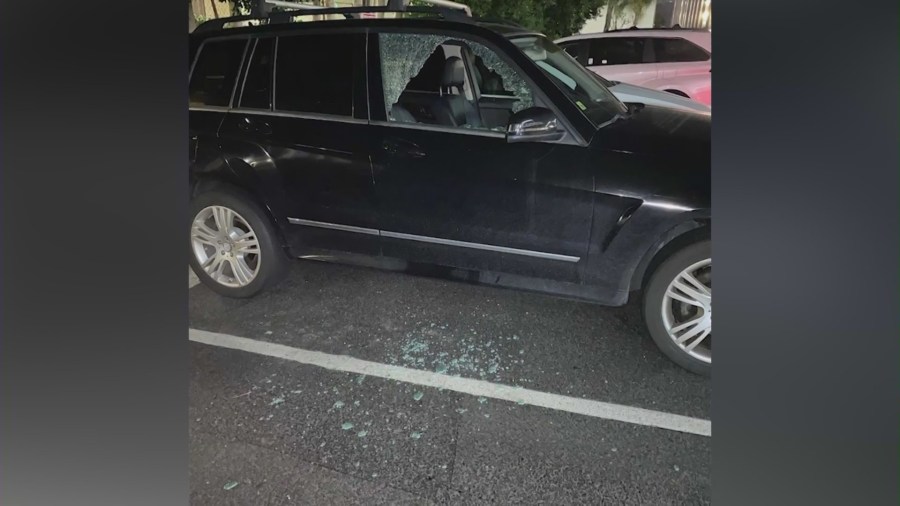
[239,38,274,109]
[275,33,363,116]
[587,37,645,65]
[559,42,580,59]
[652,38,710,62]
[189,39,247,107]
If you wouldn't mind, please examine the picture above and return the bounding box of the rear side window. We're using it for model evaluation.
[239,38,275,109]
[652,38,710,63]
[275,33,364,116]
[189,39,248,107]
[587,37,645,66]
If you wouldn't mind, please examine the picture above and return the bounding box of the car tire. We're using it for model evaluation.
[642,240,711,376]
[189,188,288,298]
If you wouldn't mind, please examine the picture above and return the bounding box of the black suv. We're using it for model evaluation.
[188,7,711,375]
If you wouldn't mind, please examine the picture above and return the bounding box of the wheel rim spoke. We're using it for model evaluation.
[684,327,711,352]
[666,284,704,307]
[673,316,708,344]
[681,270,711,297]
[202,253,222,274]
[192,222,219,244]
[230,257,252,285]
[234,238,259,255]
[214,256,227,278]
[671,314,705,335]
[212,207,233,233]
[671,277,709,306]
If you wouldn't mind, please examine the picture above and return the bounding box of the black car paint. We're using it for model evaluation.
[189,18,710,306]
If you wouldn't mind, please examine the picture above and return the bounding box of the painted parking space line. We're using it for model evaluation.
[190,328,712,437]
[189,267,201,289]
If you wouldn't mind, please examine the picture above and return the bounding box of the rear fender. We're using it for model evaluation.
[190,150,291,252]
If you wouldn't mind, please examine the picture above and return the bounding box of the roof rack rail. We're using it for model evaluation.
[604,26,643,33]
[194,0,471,34]
[604,25,709,33]
[470,16,526,29]
[416,0,472,16]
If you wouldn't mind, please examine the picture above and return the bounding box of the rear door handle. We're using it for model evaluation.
[237,116,272,136]
[238,116,252,131]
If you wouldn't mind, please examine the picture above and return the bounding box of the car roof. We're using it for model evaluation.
[556,28,711,51]
[559,28,712,40]
[557,29,709,41]
[474,20,538,37]
[191,15,538,41]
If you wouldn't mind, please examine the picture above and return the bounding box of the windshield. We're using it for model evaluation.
[509,35,627,127]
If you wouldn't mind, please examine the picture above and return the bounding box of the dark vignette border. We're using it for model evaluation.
[1,0,187,504]
[712,0,899,504]
[0,0,897,504]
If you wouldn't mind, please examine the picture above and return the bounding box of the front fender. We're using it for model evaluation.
[583,200,709,304]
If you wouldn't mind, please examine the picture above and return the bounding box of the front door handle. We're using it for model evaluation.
[383,138,426,159]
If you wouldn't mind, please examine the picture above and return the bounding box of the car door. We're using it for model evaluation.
[368,31,595,284]
[585,36,658,85]
[217,30,379,256]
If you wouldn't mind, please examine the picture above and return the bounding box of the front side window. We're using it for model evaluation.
[189,39,247,107]
[378,32,534,132]
[652,37,711,63]
[275,33,363,116]
[469,42,533,107]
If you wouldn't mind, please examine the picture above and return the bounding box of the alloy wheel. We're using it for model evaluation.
[661,258,712,363]
[191,206,261,288]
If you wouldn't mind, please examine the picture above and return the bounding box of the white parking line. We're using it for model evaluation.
[190,328,712,437]
[189,267,201,289]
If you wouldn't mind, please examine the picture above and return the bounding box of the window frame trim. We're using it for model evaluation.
[236,36,277,111]
[230,107,369,125]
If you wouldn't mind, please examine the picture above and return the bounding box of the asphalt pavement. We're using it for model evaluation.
[189,259,711,505]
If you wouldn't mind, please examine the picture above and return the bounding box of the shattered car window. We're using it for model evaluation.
[469,42,533,113]
[378,32,536,131]
[379,33,450,114]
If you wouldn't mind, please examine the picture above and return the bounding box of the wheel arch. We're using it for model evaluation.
[190,175,291,252]
[663,88,691,98]
[630,218,710,292]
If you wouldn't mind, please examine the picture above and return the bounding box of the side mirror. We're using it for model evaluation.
[507,107,565,143]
